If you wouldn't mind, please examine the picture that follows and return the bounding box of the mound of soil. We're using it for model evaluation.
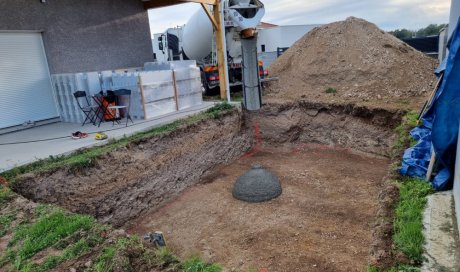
[266,17,438,110]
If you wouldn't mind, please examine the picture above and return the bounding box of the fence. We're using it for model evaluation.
[51,61,203,123]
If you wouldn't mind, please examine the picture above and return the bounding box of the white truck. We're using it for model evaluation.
[152,0,268,97]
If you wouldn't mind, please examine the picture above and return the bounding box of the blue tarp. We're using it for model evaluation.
[401,18,460,190]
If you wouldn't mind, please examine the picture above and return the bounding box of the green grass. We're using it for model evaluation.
[0,210,17,237]
[153,247,180,268]
[3,206,96,270]
[325,87,337,94]
[369,264,421,272]
[182,257,222,272]
[0,103,234,185]
[393,111,419,153]
[393,177,433,264]
[90,238,222,272]
[36,224,109,271]
[0,184,13,204]
[92,246,116,272]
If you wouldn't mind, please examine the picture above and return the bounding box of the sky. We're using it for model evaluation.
[148,0,451,36]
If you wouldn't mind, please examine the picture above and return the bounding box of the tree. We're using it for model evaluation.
[389,29,414,39]
[389,24,448,39]
[416,24,447,37]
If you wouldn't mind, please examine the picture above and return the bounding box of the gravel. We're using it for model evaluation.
[232,164,282,203]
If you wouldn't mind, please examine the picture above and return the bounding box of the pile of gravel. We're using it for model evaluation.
[232,164,282,203]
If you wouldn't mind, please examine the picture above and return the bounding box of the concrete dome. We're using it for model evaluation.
[232,164,282,203]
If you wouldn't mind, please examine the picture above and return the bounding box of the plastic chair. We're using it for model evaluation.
[110,89,134,127]
[73,91,97,126]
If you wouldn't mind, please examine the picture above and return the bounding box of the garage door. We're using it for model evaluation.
[0,32,58,129]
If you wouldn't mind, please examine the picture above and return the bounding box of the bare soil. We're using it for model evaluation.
[128,144,390,272]
[266,17,438,111]
[11,103,403,270]
[248,101,403,156]
[14,109,252,227]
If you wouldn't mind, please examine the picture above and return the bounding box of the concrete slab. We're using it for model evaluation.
[422,191,460,272]
[0,102,216,172]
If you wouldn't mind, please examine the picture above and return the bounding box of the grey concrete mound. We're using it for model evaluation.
[232,164,282,203]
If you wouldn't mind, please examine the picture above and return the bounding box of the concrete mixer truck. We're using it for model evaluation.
[153,0,268,105]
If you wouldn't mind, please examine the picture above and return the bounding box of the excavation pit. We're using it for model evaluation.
[127,145,390,271]
[12,103,402,271]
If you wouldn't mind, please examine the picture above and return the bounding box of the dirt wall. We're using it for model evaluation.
[248,101,404,156]
[13,102,402,230]
[14,109,252,227]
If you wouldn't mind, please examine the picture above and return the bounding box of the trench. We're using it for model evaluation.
[12,102,403,270]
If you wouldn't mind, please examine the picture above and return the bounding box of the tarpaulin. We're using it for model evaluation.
[401,18,460,190]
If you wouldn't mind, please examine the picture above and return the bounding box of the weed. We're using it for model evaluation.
[0,211,16,237]
[5,208,94,270]
[393,177,433,264]
[325,87,337,94]
[393,111,418,154]
[155,247,180,267]
[183,256,222,272]
[368,266,380,272]
[0,185,12,204]
[35,224,109,271]
[93,246,116,272]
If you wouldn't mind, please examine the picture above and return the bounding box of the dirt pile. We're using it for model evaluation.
[266,17,437,110]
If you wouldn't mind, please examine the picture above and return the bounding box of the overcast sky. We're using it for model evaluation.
[148,0,451,36]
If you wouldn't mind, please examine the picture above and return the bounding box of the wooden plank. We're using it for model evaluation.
[143,0,216,10]
[138,76,148,120]
[172,70,180,111]
[426,145,436,181]
[418,74,444,124]
[200,3,218,29]
[213,0,228,99]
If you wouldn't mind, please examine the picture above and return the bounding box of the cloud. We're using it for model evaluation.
[148,3,200,36]
[147,0,451,35]
[262,0,450,30]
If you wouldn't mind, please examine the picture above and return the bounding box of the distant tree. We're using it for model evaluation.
[415,24,447,37]
[389,29,414,39]
[389,24,447,39]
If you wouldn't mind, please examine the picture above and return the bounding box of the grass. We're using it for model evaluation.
[368,111,433,271]
[0,102,234,186]
[182,257,222,272]
[393,177,433,264]
[369,264,421,272]
[0,184,13,204]
[0,210,17,237]
[393,111,418,153]
[325,87,337,94]
[90,237,221,272]
[0,207,108,271]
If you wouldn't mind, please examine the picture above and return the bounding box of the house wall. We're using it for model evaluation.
[0,0,153,74]
[454,126,460,238]
[257,25,321,53]
[449,0,460,39]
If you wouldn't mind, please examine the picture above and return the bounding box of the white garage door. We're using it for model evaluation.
[0,32,58,129]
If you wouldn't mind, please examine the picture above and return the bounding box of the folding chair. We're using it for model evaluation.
[92,93,117,127]
[110,89,134,127]
[73,91,97,126]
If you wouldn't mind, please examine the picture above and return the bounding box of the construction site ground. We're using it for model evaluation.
[0,17,447,272]
[128,145,389,272]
